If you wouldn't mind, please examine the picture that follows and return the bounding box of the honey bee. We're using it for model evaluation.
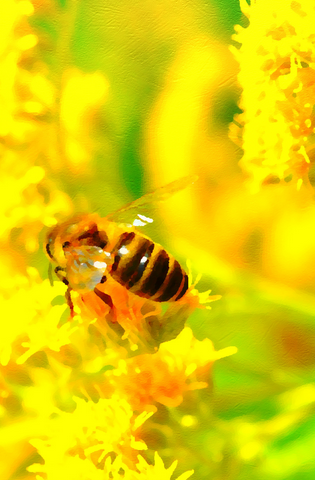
[45,176,197,312]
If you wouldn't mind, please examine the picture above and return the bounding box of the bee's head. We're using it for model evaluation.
[45,216,83,263]
[45,214,107,264]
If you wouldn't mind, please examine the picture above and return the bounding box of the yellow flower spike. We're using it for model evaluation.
[231,0,315,190]
[28,454,106,480]
[29,74,55,107]
[17,301,77,364]
[135,452,194,480]
[0,153,71,248]
[159,327,234,370]
[214,345,238,359]
[22,368,62,419]
[185,259,222,309]
[0,276,71,366]
[0,0,74,252]
[17,1,34,16]
[30,450,193,480]
[60,69,109,172]
[29,395,152,477]
[133,411,155,432]
[24,166,45,184]
[105,327,236,409]
[130,436,147,451]
[16,33,37,51]
[184,362,197,377]
[186,259,194,288]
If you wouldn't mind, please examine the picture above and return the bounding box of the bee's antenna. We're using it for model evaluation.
[48,262,54,286]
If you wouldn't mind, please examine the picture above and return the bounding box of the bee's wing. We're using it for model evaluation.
[106,175,198,226]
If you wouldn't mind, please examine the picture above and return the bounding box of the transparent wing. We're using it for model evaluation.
[106,175,198,227]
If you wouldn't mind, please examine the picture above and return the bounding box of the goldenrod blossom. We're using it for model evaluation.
[29,396,149,466]
[135,452,194,480]
[29,450,194,480]
[231,0,315,191]
[28,395,183,479]
[105,327,237,409]
[60,69,109,173]
[0,0,73,250]
[0,2,233,479]
[0,273,71,366]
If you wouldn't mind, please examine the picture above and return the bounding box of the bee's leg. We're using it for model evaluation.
[48,263,54,286]
[94,288,114,310]
[54,267,74,317]
[65,286,75,318]
[93,275,113,308]
[54,266,68,284]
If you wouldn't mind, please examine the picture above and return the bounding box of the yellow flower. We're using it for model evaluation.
[28,455,106,480]
[0,159,72,250]
[28,395,151,473]
[0,3,231,479]
[105,327,236,409]
[60,69,109,173]
[0,0,36,140]
[0,0,73,251]
[0,270,72,366]
[28,451,193,480]
[231,0,315,191]
[135,452,194,480]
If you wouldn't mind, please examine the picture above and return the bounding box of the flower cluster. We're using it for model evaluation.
[231,0,315,191]
[0,2,236,479]
[104,327,236,410]
[0,0,71,251]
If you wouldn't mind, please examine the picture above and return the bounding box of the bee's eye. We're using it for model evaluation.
[62,241,71,249]
[77,225,108,249]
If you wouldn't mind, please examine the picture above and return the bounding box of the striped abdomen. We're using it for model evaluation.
[110,231,188,302]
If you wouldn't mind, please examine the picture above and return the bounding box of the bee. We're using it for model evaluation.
[45,176,197,312]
